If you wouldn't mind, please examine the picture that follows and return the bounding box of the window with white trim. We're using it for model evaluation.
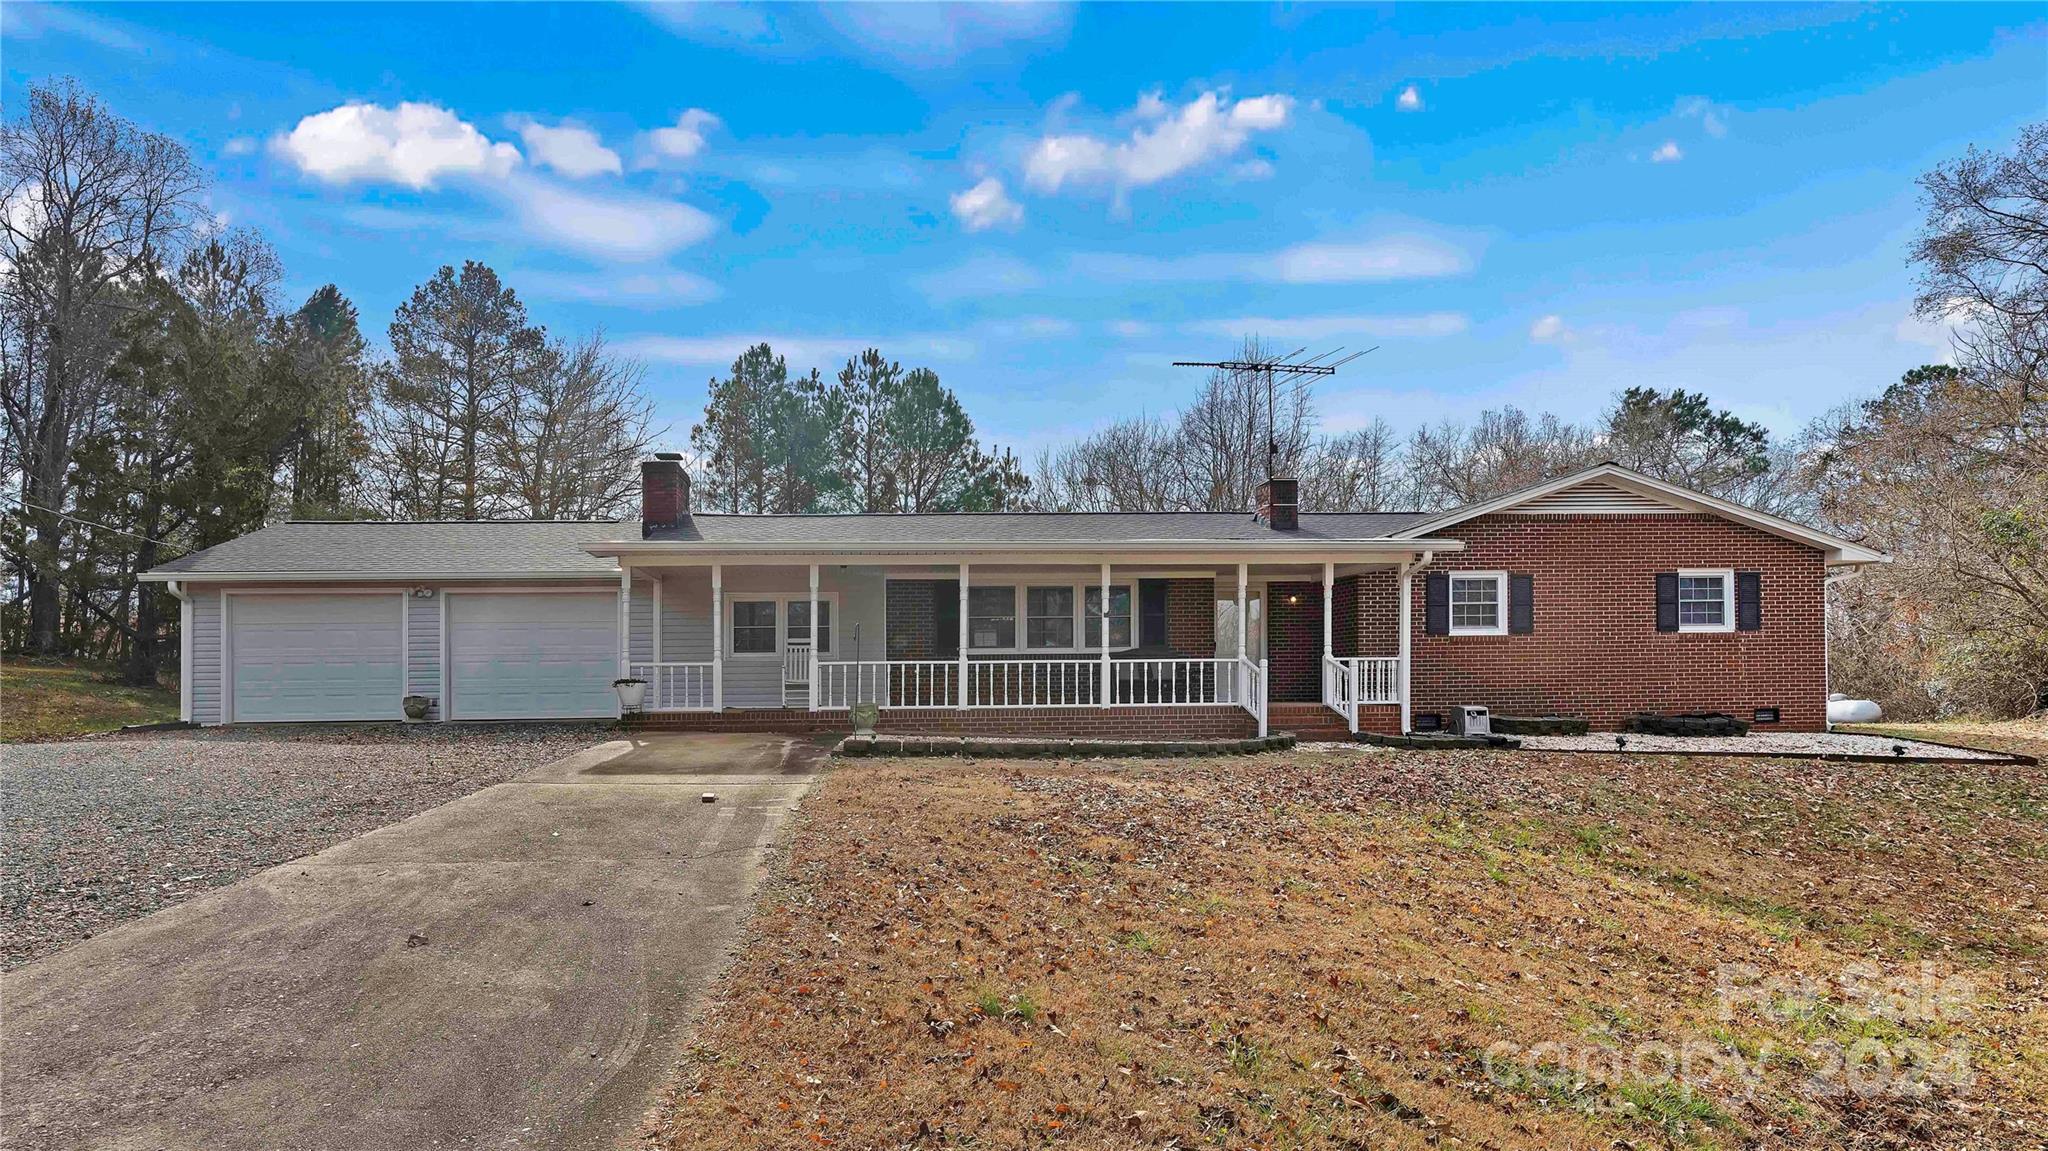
[1449,571,1507,635]
[1084,585,1133,649]
[1025,586,1074,649]
[968,586,1016,649]
[1678,569,1733,632]
[786,600,831,651]
[731,600,778,654]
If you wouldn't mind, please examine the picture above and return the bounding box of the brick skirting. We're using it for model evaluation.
[624,706,1258,739]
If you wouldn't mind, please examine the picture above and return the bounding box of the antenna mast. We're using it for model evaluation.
[1171,345,1375,481]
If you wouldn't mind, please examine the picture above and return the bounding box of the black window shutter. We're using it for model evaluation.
[1736,571,1762,632]
[1655,572,1679,632]
[1424,573,1449,636]
[1509,574,1534,635]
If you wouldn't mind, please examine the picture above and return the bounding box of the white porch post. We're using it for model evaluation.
[711,563,724,712]
[957,563,970,710]
[1322,561,1335,662]
[1235,562,1248,710]
[1099,561,1112,708]
[618,563,633,718]
[1398,558,1415,734]
[651,576,662,664]
[808,564,820,712]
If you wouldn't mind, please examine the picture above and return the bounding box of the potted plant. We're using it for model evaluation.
[402,695,433,722]
[613,677,648,713]
[850,701,879,735]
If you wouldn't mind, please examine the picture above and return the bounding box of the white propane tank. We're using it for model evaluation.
[1827,698,1882,724]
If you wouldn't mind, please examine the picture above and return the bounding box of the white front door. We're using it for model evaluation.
[446,592,619,720]
[229,594,403,722]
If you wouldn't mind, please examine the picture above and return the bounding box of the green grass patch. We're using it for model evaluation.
[2,658,179,742]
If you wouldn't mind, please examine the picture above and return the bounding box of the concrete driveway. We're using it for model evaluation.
[0,732,828,1151]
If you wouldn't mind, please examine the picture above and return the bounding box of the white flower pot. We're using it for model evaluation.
[615,681,648,711]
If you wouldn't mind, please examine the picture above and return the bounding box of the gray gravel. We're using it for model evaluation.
[1516,730,2008,759]
[0,724,609,969]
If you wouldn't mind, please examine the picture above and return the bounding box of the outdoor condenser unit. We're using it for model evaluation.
[1450,705,1491,736]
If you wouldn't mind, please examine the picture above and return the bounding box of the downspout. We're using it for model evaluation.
[1399,550,1433,736]
[167,580,192,725]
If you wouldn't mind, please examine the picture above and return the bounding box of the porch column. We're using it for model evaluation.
[711,563,724,711]
[1398,559,1414,734]
[808,564,820,711]
[1322,561,1335,662]
[957,563,970,710]
[1236,562,1249,710]
[618,563,632,684]
[1099,561,1111,708]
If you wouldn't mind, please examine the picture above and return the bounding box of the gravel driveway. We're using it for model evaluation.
[0,724,607,969]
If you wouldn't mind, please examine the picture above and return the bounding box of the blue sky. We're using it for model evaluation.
[5,3,2041,458]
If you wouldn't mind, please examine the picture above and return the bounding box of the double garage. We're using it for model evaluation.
[222,590,620,723]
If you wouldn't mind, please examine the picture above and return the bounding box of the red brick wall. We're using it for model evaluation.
[1407,513,1827,730]
[1165,577,1216,656]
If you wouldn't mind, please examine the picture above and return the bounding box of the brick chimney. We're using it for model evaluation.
[640,453,689,538]
[1255,477,1299,531]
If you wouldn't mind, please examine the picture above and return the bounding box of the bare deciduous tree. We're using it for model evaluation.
[495,332,658,520]
[1,77,202,653]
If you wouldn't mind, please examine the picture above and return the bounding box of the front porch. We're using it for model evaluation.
[614,555,1422,739]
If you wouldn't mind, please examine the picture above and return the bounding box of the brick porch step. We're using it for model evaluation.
[1268,703,1354,742]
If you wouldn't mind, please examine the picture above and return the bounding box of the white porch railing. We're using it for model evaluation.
[1322,655,1358,733]
[966,658,1100,708]
[1106,658,1235,706]
[628,662,716,711]
[783,642,813,707]
[1353,656,1400,704]
[815,660,958,710]
[1238,656,1267,737]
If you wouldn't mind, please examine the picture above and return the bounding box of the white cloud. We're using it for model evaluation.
[1231,158,1276,181]
[506,176,716,262]
[1529,314,1567,342]
[514,119,622,178]
[950,177,1024,232]
[1675,96,1729,138]
[516,268,720,307]
[642,109,721,163]
[1023,90,1294,196]
[1651,140,1683,164]
[1187,313,1470,341]
[1109,319,1156,338]
[276,102,520,189]
[1264,234,1474,284]
[914,254,1047,302]
[221,136,259,157]
[1396,85,1423,112]
[817,2,1070,65]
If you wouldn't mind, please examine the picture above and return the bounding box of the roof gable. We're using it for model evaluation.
[1393,463,1889,566]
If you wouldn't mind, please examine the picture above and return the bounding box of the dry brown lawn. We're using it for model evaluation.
[648,744,2047,1150]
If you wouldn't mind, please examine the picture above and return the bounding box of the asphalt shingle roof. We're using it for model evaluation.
[651,511,1433,545]
[149,519,635,577]
[146,510,1438,578]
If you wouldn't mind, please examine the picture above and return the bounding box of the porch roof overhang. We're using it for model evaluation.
[582,537,1465,566]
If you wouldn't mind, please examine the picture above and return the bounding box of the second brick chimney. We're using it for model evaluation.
[1255,477,1299,531]
[641,453,689,538]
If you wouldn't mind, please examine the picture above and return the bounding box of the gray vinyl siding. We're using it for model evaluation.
[406,592,443,721]
[629,578,654,664]
[644,566,885,709]
[189,587,223,725]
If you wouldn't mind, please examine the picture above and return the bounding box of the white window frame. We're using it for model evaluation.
[1448,570,1508,637]
[1084,583,1135,651]
[726,593,840,659]
[1676,568,1735,633]
[1023,585,1077,650]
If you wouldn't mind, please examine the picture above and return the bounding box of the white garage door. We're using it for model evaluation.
[230,594,404,722]
[448,592,619,720]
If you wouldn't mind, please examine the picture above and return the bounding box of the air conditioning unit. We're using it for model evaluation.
[1450,705,1491,736]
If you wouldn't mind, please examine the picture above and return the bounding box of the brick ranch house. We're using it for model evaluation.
[140,458,1886,738]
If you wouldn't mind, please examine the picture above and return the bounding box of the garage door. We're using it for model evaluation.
[230,594,404,722]
[447,592,619,720]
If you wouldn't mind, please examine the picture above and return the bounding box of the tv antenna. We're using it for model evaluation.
[1172,345,1375,480]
